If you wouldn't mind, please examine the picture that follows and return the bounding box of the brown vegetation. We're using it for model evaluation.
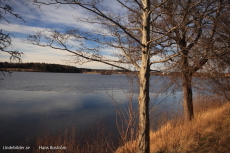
[25,124,115,153]
[116,98,230,153]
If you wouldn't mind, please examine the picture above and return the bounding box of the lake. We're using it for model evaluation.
[0,72,182,148]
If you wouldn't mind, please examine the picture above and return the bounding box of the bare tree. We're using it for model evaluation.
[0,0,24,62]
[155,0,229,120]
[205,8,230,101]
[26,0,198,152]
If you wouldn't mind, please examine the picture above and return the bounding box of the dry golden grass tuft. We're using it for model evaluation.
[26,123,115,153]
[116,98,230,153]
[150,102,230,152]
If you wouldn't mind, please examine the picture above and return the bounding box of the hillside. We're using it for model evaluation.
[116,101,230,153]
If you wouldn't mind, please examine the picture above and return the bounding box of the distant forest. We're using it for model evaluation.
[0,62,82,73]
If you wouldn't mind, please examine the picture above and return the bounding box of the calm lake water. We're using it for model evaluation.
[0,72,182,148]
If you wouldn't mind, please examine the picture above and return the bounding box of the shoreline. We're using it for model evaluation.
[1,69,229,78]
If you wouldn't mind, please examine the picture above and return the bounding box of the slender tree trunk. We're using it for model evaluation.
[138,62,150,153]
[138,0,151,152]
[182,72,194,121]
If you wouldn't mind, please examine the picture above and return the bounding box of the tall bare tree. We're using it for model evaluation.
[155,0,229,120]
[27,0,193,152]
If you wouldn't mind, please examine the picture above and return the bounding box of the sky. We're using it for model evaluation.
[0,0,123,69]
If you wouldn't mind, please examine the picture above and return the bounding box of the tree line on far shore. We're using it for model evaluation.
[0,62,82,73]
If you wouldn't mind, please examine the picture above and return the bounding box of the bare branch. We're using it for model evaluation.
[150,53,179,65]
[0,4,25,23]
[133,0,144,10]
[32,0,143,46]
[115,32,141,70]
[117,0,142,16]
[148,0,204,45]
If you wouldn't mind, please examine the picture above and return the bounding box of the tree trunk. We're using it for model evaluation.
[138,63,150,153]
[182,69,194,121]
[180,46,194,121]
[138,1,151,152]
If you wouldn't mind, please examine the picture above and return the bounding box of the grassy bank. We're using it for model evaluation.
[116,100,230,153]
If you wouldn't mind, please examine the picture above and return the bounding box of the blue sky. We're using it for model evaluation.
[0,0,123,69]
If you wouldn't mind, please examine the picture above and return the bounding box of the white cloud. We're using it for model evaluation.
[0,23,46,35]
[76,61,111,69]
[100,47,119,55]
[30,2,100,31]
[1,38,67,63]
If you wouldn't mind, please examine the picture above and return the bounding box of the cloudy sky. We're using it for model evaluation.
[0,0,123,69]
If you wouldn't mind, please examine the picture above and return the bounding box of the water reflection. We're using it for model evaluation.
[0,72,182,147]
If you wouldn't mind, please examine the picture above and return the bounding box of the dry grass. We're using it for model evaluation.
[19,123,116,153]
[116,98,230,153]
[31,127,77,153]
